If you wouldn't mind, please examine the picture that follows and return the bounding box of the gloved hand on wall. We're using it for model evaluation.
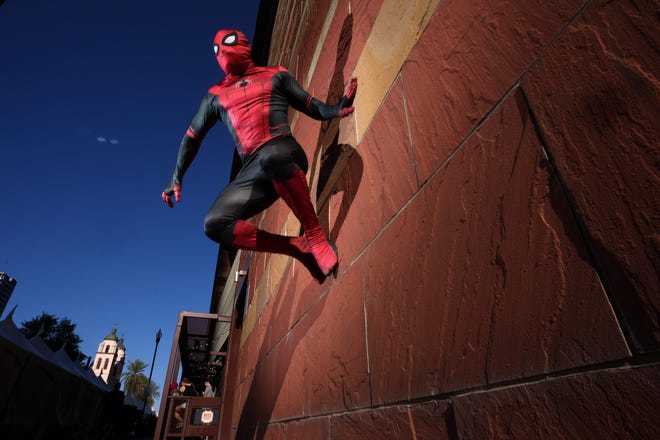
[338,77,358,118]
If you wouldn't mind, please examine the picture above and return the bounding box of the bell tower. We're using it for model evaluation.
[91,327,126,388]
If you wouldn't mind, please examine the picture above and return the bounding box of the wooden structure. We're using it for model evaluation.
[153,311,233,440]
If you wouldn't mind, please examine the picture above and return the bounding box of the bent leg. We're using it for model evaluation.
[203,184,270,246]
[204,152,326,283]
[204,150,278,246]
[231,221,326,283]
[259,137,338,276]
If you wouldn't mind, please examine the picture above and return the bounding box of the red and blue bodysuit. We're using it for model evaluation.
[162,29,357,282]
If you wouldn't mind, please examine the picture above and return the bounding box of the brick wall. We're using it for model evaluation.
[220,0,659,438]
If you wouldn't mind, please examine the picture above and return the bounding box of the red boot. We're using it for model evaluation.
[231,220,326,283]
[272,169,338,276]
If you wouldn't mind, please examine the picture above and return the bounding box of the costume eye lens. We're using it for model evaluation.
[213,44,219,55]
[222,32,238,46]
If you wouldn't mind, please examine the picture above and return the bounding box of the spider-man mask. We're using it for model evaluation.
[213,29,253,76]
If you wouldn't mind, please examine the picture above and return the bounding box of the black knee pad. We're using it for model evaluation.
[204,216,234,246]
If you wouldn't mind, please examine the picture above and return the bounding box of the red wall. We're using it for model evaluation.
[220,0,659,438]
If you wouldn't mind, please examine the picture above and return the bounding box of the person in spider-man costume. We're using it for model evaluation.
[162,29,357,283]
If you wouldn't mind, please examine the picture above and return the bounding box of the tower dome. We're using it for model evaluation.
[103,327,119,341]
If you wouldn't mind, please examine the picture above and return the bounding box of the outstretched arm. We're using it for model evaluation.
[162,94,218,207]
[283,73,358,120]
[161,135,201,207]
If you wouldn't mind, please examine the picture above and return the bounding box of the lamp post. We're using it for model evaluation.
[142,328,162,417]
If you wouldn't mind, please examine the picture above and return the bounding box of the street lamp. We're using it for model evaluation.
[142,328,163,417]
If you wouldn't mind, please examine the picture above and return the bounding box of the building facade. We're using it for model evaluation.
[210,0,659,438]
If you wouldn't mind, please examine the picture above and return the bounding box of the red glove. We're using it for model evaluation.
[345,77,357,102]
[338,77,357,118]
[162,184,182,208]
[338,106,354,118]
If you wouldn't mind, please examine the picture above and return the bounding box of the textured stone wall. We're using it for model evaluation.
[219,0,659,438]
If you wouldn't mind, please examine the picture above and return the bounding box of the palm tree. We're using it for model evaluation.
[143,379,161,409]
[121,359,148,398]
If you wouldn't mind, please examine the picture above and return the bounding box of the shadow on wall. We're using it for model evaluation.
[312,12,363,241]
[235,278,330,439]
[317,138,363,243]
[235,12,361,439]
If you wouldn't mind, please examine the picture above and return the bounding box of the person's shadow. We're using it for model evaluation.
[307,12,363,243]
[315,132,362,242]
[235,12,361,439]
[235,275,330,439]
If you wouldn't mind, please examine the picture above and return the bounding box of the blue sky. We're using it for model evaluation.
[1,0,261,408]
